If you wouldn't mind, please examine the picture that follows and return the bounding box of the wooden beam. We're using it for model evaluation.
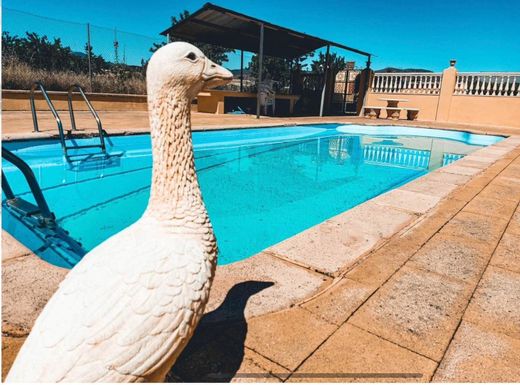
[240,49,244,92]
[256,23,264,119]
[320,44,330,117]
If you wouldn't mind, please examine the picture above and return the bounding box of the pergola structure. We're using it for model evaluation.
[161,3,372,118]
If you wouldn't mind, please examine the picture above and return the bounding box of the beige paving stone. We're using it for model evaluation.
[267,221,377,276]
[461,154,496,165]
[473,146,511,157]
[300,278,375,325]
[328,201,418,237]
[289,324,437,383]
[234,348,290,382]
[494,175,520,188]
[407,234,492,283]
[463,195,518,220]
[425,171,472,186]
[490,232,520,273]
[169,321,286,382]
[440,211,508,244]
[433,321,520,382]
[349,266,472,361]
[479,182,520,203]
[206,252,330,322]
[1,231,32,261]
[345,238,417,287]
[438,165,482,177]
[2,336,26,381]
[400,178,458,198]
[506,210,520,236]
[2,255,67,335]
[244,306,337,371]
[464,266,520,339]
[372,189,440,214]
[230,358,282,383]
[414,197,467,226]
[454,158,493,169]
[269,202,416,275]
[449,176,491,202]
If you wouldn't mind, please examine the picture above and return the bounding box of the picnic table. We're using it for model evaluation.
[378,97,409,120]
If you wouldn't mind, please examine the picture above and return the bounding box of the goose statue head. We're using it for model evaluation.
[6,42,234,383]
[147,42,233,102]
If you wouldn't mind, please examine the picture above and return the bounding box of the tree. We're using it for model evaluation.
[1,31,110,74]
[311,51,346,77]
[247,53,313,92]
[150,10,234,65]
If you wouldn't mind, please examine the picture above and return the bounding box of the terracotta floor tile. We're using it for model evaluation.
[464,266,520,339]
[349,266,473,361]
[433,321,520,382]
[289,324,437,383]
[439,211,508,244]
[231,349,289,382]
[479,182,520,203]
[407,234,492,283]
[490,232,520,274]
[170,321,251,382]
[508,210,520,235]
[300,278,375,326]
[2,336,26,381]
[345,240,415,287]
[463,195,518,220]
[244,306,337,371]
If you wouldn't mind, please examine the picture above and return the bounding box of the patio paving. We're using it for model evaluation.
[2,114,520,381]
[176,144,520,382]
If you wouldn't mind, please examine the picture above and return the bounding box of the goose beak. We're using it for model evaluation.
[202,57,233,88]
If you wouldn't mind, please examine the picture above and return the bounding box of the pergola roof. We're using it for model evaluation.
[160,3,371,59]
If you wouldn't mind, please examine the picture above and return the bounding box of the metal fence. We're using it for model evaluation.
[2,7,166,94]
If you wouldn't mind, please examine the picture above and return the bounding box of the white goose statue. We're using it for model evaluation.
[6,42,233,382]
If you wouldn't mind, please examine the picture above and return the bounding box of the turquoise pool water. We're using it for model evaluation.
[2,124,503,268]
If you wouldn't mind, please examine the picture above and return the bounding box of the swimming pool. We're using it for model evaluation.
[2,124,503,268]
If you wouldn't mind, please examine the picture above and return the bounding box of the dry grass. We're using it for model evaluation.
[2,57,146,94]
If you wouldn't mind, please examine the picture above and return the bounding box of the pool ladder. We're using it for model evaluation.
[2,147,55,226]
[2,147,86,265]
[30,82,107,160]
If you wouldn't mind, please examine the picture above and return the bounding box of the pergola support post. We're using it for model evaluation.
[256,22,264,119]
[319,44,330,117]
[240,49,244,92]
[358,54,372,116]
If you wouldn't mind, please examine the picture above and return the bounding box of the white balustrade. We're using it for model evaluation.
[454,72,520,96]
[371,73,442,95]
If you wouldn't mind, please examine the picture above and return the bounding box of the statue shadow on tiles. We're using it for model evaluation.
[167,281,274,382]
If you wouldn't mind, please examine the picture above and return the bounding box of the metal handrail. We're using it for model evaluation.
[2,147,55,223]
[29,82,67,153]
[67,84,106,152]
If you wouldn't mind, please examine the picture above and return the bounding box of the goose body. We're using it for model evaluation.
[6,42,233,382]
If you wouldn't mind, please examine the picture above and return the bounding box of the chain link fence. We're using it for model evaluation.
[2,8,166,94]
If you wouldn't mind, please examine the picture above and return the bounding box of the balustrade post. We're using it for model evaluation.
[435,59,458,121]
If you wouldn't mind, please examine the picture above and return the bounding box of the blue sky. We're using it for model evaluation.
[3,0,519,71]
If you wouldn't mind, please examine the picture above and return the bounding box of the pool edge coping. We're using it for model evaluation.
[2,132,520,334]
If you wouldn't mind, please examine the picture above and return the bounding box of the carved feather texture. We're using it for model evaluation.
[7,216,216,382]
[6,42,228,383]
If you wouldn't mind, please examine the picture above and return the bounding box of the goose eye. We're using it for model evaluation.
[186,52,197,61]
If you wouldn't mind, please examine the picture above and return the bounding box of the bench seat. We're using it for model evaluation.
[362,106,383,119]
